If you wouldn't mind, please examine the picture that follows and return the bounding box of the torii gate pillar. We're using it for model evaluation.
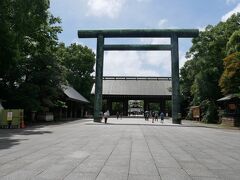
[171,33,180,123]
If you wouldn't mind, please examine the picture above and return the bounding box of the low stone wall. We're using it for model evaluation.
[221,116,240,127]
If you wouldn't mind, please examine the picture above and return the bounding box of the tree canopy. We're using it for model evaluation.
[56,43,95,100]
[180,13,240,122]
[219,52,240,95]
[219,30,240,95]
[0,0,95,118]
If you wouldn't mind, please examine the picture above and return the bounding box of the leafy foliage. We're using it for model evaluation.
[0,0,20,94]
[0,0,95,118]
[180,13,240,122]
[56,43,95,100]
[219,52,240,95]
[200,100,219,123]
[226,30,240,55]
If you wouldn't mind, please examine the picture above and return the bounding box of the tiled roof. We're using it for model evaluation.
[62,85,89,103]
[91,77,172,96]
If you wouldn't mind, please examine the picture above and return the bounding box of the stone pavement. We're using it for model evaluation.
[98,116,174,125]
[0,118,240,180]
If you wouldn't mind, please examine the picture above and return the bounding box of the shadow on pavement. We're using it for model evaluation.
[25,118,91,128]
[0,138,27,150]
[0,119,91,150]
[0,129,53,150]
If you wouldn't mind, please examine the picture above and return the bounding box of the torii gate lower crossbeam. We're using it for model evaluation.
[78,29,199,124]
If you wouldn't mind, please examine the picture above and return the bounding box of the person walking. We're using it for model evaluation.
[120,112,123,119]
[7,118,12,129]
[7,112,13,129]
[151,111,155,123]
[104,110,110,124]
[144,111,148,121]
[160,112,164,124]
[155,112,158,122]
[116,112,119,119]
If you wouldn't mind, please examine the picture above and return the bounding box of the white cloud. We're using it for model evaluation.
[226,0,237,5]
[101,47,191,76]
[96,41,188,77]
[197,25,206,32]
[103,51,161,76]
[146,51,171,67]
[101,22,173,77]
[158,19,168,28]
[222,3,240,21]
[140,37,170,44]
[157,18,178,29]
[139,32,171,76]
[179,51,188,68]
[86,0,126,19]
[71,38,81,45]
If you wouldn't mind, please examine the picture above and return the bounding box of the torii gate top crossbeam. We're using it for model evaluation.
[78,29,199,38]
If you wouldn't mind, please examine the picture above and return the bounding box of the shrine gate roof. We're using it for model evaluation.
[91,76,172,97]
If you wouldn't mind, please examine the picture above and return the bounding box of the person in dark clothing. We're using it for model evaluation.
[120,112,123,119]
[151,111,155,123]
[7,119,12,129]
[144,111,148,121]
[160,112,164,123]
[116,112,119,119]
[155,112,158,121]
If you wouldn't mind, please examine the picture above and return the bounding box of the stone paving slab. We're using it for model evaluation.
[1,118,240,180]
[88,117,174,126]
[158,167,191,180]
[128,174,160,180]
[64,172,97,180]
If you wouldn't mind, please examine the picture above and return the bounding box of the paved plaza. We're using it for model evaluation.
[0,118,240,180]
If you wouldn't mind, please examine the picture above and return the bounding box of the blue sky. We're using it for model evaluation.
[50,0,240,76]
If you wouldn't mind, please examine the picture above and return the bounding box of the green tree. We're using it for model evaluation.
[180,60,197,105]
[0,0,20,101]
[15,0,63,112]
[0,0,64,114]
[219,52,240,95]
[180,13,240,122]
[57,43,95,100]
[219,29,240,95]
[226,30,240,55]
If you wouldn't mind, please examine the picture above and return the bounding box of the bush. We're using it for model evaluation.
[185,109,193,120]
[201,100,219,123]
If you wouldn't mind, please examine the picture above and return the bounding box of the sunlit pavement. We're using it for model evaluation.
[95,116,174,125]
[0,118,240,180]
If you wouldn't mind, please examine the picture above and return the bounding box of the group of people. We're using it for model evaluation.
[144,111,164,123]
[116,112,123,119]
[102,110,124,123]
[102,110,164,124]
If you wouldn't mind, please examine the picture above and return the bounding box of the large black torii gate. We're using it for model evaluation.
[78,29,199,124]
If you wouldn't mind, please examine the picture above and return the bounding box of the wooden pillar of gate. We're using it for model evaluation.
[94,35,104,122]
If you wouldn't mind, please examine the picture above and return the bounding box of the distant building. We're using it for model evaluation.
[128,100,143,115]
[217,94,240,127]
[53,85,89,121]
[91,76,172,116]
